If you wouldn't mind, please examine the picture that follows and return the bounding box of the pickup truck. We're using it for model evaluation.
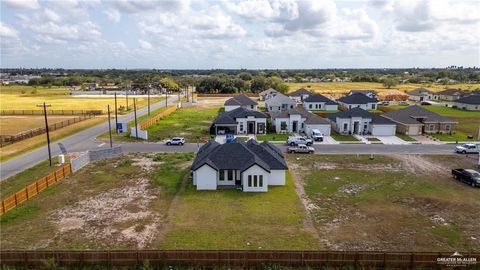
[452,169,480,187]
[287,144,315,154]
[287,136,313,146]
[455,143,480,154]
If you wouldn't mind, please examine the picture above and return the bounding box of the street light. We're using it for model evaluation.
[36,102,52,166]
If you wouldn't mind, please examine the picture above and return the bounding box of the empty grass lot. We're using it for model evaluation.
[288,154,480,251]
[146,106,221,142]
[256,133,288,142]
[286,82,480,94]
[330,131,360,142]
[159,172,320,250]
[0,115,83,135]
[0,85,163,112]
[0,153,194,250]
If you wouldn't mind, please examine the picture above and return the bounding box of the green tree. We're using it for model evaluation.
[382,78,398,88]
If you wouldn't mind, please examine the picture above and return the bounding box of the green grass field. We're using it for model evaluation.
[160,172,320,250]
[146,105,221,142]
[256,133,288,142]
[289,154,480,251]
[331,131,360,141]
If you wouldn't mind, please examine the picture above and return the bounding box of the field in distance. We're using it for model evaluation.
[286,82,480,94]
[0,85,163,112]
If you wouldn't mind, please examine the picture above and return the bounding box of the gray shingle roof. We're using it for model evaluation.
[191,139,288,172]
[265,93,296,107]
[212,107,267,125]
[224,94,258,106]
[303,94,337,105]
[259,88,278,95]
[407,88,432,96]
[382,105,456,124]
[437,89,466,96]
[455,94,480,105]
[328,107,374,122]
[371,115,396,125]
[288,88,312,97]
[338,93,378,104]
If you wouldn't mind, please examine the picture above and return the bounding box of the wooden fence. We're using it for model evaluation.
[140,106,177,130]
[1,109,103,116]
[1,250,478,268]
[0,163,72,215]
[0,114,95,147]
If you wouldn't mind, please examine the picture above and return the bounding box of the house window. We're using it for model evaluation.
[269,107,272,111]
[259,175,263,187]
[254,175,258,187]
[371,104,376,109]
[315,104,319,109]
[290,105,294,109]
[282,104,286,110]
[429,124,435,131]
[349,105,352,109]
[227,170,233,180]
[343,123,348,132]
[280,121,287,131]
[364,124,368,131]
[251,105,254,109]
[309,104,312,109]
[445,124,451,131]
[248,175,252,187]
[240,123,243,131]
[219,170,225,181]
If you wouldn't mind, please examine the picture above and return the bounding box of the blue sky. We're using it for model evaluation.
[1,0,479,69]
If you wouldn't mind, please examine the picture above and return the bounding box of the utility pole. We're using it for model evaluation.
[133,98,138,139]
[37,102,52,166]
[107,105,113,148]
[114,92,118,133]
[147,87,151,116]
[165,90,168,107]
[125,87,129,111]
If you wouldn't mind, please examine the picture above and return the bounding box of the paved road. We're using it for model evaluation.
[0,97,178,180]
[117,142,457,155]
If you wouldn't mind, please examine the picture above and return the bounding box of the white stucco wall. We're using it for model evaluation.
[325,104,338,111]
[273,115,305,133]
[194,165,217,190]
[334,117,371,134]
[453,102,480,111]
[236,117,267,134]
[269,170,286,186]
[242,165,269,192]
[339,102,377,110]
[225,105,240,112]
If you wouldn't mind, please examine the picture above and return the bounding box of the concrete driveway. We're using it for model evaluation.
[314,136,339,145]
[377,136,409,145]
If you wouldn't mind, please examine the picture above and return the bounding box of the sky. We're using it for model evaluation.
[1,0,479,69]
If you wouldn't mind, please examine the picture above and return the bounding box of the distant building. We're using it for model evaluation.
[437,89,467,101]
[453,95,480,111]
[224,94,258,112]
[337,93,378,110]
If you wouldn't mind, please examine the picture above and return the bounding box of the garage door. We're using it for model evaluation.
[305,124,331,136]
[372,125,396,136]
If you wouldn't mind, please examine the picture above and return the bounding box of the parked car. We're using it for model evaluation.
[287,136,313,146]
[455,143,480,154]
[452,169,480,187]
[398,101,409,106]
[165,137,185,145]
[420,101,431,106]
[310,129,324,142]
[378,101,390,106]
[287,144,315,154]
[226,134,235,143]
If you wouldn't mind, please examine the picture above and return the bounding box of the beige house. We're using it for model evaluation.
[382,105,457,135]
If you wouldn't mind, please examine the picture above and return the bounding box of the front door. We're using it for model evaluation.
[353,122,359,134]
[292,121,298,132]
[247,122,255,134]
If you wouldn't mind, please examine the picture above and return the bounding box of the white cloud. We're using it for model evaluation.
[29,21,102,44]
[139,39,153,50]
[0,22,19,38]
[107,0,190,14]
[104,8,121,23]
[44,8,62,23]
[2,0,39,9]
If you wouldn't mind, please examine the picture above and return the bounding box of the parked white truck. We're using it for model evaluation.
[455,143,480,154]
[309,129,324,142]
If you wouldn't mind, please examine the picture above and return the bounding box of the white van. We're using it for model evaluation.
[310,129,324,142]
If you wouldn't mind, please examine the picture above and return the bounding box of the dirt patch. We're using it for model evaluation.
[131,157,162,172]
[49,177,162,249]
[391,155,446,175]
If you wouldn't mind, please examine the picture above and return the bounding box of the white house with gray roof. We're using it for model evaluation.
[303,94,338,111]
[337,93,378,110]
[288,88,313,103]
[191,139,288,192]
[328,107,396,136]
[212,107,267,135]
[270,107,331,135]
[265,93,296,112]
[453,94,480,111]
[224,94,258,112]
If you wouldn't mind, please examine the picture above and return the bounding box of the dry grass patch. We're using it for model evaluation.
[288,154,480,251]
